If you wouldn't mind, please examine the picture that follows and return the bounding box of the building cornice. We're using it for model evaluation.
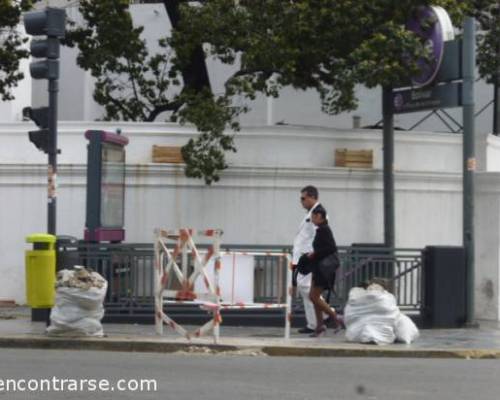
[0,121,462,145]
[0,163,463,193]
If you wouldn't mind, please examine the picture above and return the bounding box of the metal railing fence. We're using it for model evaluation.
[335,246,423,311]
[57,242,423,319]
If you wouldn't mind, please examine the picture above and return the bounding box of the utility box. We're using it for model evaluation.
[421,246,466,328]
[25,233,56,308]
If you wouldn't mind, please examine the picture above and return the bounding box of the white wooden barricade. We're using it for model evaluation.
[154,228,293,343]
[154,228,223,343]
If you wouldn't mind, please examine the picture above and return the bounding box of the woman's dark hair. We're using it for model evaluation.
[301,185,318,199]
[312,205,327,220]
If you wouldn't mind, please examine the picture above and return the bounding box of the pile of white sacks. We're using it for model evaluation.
[344,283,419,345]
[47,266,107,337]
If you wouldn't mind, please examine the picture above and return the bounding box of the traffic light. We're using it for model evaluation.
[24,8,66,80]
[23,107,50,153]
[23,7,66,237]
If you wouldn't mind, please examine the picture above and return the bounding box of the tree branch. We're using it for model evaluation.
[145,100,184,122]
[105,95,138,121]
[162,0,212,92]
[126,59,147,120]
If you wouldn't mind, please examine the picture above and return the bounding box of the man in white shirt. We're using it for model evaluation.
[292,185,327,333]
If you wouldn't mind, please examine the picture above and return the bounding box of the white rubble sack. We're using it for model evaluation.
[47,267,107,337]
[394,313,420,344]
[344,284,402,345]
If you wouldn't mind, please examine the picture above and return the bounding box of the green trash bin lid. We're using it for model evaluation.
[26,233,56,244]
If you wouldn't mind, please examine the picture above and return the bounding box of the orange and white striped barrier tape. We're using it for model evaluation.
[155,228,222,343]
[155,228,293,342]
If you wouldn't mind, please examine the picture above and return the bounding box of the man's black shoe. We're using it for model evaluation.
[297,327,315,334]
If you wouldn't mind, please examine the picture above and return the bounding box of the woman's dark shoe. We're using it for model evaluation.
[309,325,327,338]
[298,327,315,334]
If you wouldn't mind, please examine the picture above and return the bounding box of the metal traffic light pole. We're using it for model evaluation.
[47,70,58,235]
[24,7,66,236]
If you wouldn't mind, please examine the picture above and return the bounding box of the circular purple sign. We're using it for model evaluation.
[406,6,445,87]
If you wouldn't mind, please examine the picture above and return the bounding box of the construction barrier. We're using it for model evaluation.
[154,229,292,343]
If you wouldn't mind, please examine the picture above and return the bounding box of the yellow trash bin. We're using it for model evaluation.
[25,233,56,308]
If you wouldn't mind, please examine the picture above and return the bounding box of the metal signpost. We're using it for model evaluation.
[384,6,456,248]
[382,88,395,248]
[385,6,475,324]
[462,17,476,326]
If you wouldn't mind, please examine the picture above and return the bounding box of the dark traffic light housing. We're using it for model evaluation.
[23,7,66,152]
[30,59,59,80]
[24,8,66,37]
[23,107,50,153]
[24,8,65,80]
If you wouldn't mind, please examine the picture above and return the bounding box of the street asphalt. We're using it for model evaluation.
[1,348,500,400]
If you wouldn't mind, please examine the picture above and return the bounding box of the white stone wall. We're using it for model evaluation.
[0,122,468,306]
[486,134,500,172]
[475,173,500,321]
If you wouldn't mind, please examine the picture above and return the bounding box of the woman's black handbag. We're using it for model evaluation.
[318,252,340,288]
[297,253,313,275]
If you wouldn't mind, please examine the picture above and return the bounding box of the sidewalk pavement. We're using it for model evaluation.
[1,306,500,359]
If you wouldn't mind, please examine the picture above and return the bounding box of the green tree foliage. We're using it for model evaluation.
[64,0,180,122]
[169,0,496,182]
[0,0,32,101]
[475,1,500,83]
[65,0,239,183]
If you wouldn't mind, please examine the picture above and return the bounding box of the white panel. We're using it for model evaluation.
[195,254,254,304]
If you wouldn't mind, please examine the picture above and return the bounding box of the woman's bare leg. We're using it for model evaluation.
[309,286,337,319]
[309,286,340,334]
[313,301,323,333]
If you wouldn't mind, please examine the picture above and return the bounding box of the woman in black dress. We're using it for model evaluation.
[306,206,344,337]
